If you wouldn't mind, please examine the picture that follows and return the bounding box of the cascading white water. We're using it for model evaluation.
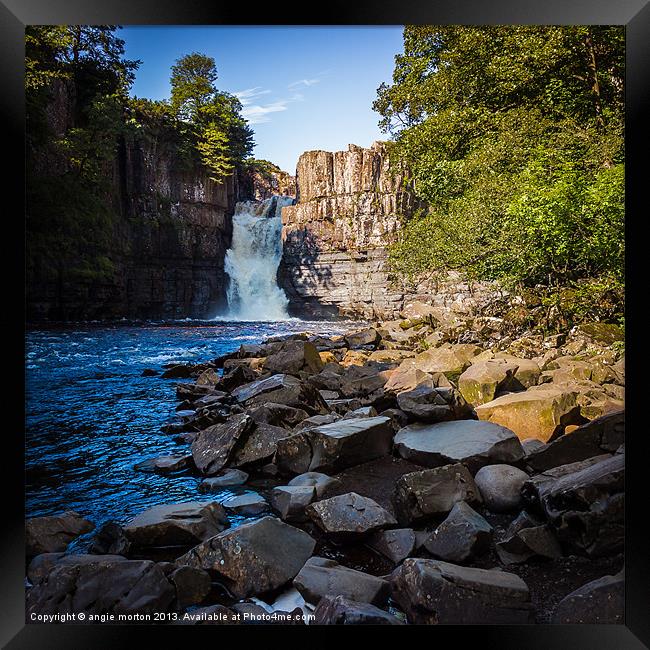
[223,195,295,320]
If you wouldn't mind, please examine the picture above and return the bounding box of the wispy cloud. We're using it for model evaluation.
[234,87,272,106]
[288,78,321,89]
[240,100,292,124]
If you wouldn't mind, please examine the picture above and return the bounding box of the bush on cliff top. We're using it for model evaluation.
[375,26,624,329]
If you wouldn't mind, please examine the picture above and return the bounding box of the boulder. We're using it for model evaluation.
[231,374,328,415]
[474,464,529,513]
[534,453,624,557]
[393,463,481,526]
[293,413,340,431]
[263,340,323,375]
[411,344,483,381]
[366,528,416,564]
[397,383,472,422]
[175,516,316,599]
[307,416,394,472]
[306,492,397,540]
[270,485,317,522]
[423,502,493,563]
[27,552,125,585]
[248,403,310,428]
[26,511,94,557]
[525,410,624,472]
[26,556,175,616]
[274,432,315,474]
[495,512,562,565]
[88,522,131,556]
[341,350,369,366]
[293,557,390,605]
[339,364,392,398]
[342,405,378,419]
[288,471,340,498]
[191,413,255,475]
[493,354,541,388]
[390,558,534,624]
[313,595,404,625]
[222,493,269,517]
[199,469,249,492]
[345,328,381,349]
[217,364,258,392]
[196,369,219,385]
[475,386,582,442]
[394,420,524,473]
[168,566,212,609]
[458,359,519,406]
[384,365,433,394]
[134,453,193,474]
[124,501,228,548]
[230,422,293,467]
[552,572,624,624]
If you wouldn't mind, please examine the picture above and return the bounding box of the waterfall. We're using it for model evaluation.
[222,195,294,321]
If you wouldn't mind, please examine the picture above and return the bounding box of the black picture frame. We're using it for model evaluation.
[2,1,648,646]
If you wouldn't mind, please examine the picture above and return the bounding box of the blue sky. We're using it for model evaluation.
[120,26,404,172]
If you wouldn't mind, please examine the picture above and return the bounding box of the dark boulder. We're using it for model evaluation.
[313,595,404,625]
[270,485,317,522]
[26,511,94,557]
[552,571,624,624]
[474,464,529,513]
[198,469,249,492]
[397,383,472,422]
[366,528,416,564]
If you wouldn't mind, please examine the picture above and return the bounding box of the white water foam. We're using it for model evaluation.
[221,195,295,321]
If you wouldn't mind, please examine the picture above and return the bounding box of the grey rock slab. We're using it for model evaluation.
[221,493,269,517]
[288,472,341,497]
[175,516,316,599]
[390,558,534,624]
[313,595,404,625]
[199,469,249,492]
[366,528,416,564]
[474,464,529,513]
[270,485,317,522]
[394,420,525,473]
[26,511,94,557]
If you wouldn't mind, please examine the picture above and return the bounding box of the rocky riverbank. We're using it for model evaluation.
[25,304,624,625]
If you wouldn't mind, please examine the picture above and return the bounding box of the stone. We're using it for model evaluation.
[397,383,472,422]
[198,469,249,492]
[394,420,524,473]
[175,516,316,599]
[552,572,624,624]
[294,557,390,606]
[230,422,293,467]
[293,413,340,431]
[393,463,481,526]
[248,402,309,428]
[263,340,323,375]
[345,328,381,349]
[88,522,131,556]
[368,349,413,364]
[313,595,404,625]
[270,485,317,522]
[134,453,193,474]
[535,453,624,557]
[496,519,562,565]
[162,364,194,379]
[307,416,394,472]
[493,354,541,388]
[217,364,258,392]
[191,413,255,475]
[341,350,370,366]
[124,501,228,548]
[423,502,493,563]
[411,343,483,381]
[384,365,433,394]
[366,528,416,564]
[274,432,315,474]
[339,364,392,397]
[27,553,125,585]
[222,493,269,517]
[26,556,175,616]
[474,464,529,512]
[458,359,519,406]
[475,386,582,442]
[26,511,94,557]
[525,410,624,472]
[391,558,533,624]
[306,492,397,540]
[169,566,211,609]
[342,405,378,418]
[231,374,328,415]
[196,368,219,385]
[288,472,341,497]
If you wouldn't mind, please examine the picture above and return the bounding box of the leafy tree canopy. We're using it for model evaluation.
[374,25,624,328]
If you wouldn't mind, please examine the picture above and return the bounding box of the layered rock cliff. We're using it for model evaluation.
[278,143,422,319]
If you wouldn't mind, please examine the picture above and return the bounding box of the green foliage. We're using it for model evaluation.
[169,53,254,181]
[376,25,624,326]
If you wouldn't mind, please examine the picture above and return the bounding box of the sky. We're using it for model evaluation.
[120,26,404,173]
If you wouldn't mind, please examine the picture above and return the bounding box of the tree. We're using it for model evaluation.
[375,25,624,327]
[169,52,254,181]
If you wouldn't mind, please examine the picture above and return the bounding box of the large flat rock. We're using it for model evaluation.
[26,511,94,557]
[124,501,229,548]
[390,558,534,624]
[175,516,315,599]
[394,419,524,473]
[475,386,582,442]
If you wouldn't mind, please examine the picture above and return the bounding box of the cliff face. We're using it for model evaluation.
[279,143,422,319]
[27,80,242,321]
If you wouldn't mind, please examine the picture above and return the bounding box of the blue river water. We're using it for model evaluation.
[25,320,350,542]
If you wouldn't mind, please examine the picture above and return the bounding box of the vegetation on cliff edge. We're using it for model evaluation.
[375,26,624,330]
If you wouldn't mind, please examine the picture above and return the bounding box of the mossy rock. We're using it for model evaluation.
[577,323,624,346]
